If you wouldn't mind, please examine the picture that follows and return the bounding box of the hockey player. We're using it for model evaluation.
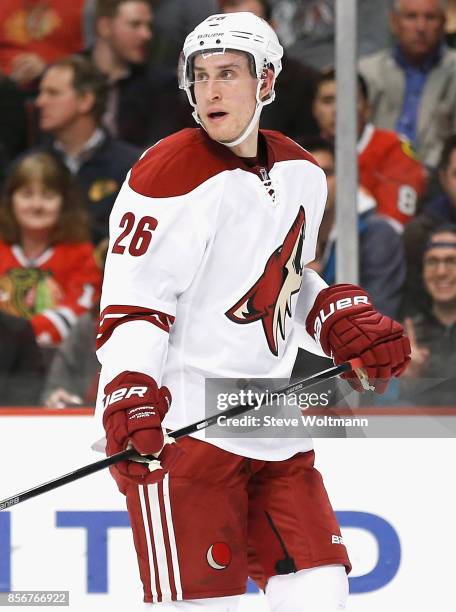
[94,12,411,610]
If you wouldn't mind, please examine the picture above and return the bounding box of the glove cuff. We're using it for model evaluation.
[306,284,373,356]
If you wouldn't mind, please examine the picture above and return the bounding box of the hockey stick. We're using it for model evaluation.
[0,358,364,511]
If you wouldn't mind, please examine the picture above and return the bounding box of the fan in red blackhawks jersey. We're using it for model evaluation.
[94,11,411,610]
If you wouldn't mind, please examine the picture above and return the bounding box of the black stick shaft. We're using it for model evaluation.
[167,362,351,439]
[0,361,351,511]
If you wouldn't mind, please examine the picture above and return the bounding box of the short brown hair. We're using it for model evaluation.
[95,0,153,20]
[48,55,108,122]
[0,152,91,244]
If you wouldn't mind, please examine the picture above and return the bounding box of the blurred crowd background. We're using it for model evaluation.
[0,0,455,409]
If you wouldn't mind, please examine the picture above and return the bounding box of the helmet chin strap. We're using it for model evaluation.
[192,79,266,149]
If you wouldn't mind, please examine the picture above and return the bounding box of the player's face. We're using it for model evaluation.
[12,181,63,237]
[423,232,456,305]
[36,67,88,133]
[107,1,153,65]
[391,0,445,62]
[312,80,336,141]
[440,150,456,206]
[193,51,262,148]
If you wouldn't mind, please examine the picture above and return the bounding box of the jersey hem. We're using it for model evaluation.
[290,556,351,575]
[162,425,315,461]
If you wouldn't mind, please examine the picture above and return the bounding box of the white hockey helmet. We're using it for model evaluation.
[178,12,283,148]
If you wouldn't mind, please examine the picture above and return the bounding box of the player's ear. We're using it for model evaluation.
[260,67,274,101]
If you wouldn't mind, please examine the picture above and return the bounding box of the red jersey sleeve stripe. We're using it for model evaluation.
[96,305,175,350]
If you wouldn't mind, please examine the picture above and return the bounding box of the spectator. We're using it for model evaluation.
[303,137,406,318]
[400,225,456,405]
[0,312,45,406]
[359,0,456,168]
[219,0,319,138]
[311,69,337,142]
[0,151,102,347]
[0,0,95,88]
[311,69,427,229]
[269,0,390,70]
[35,55,140,242]
[402,133,456,315]
[89,0,187,146]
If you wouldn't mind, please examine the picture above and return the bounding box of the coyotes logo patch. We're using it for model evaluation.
[225,207,306,356]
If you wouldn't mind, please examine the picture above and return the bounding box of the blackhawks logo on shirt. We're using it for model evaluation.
[88,179,119,203]
[0,268,62,318]
[4,3,61,45]
[225,206,306,356]
[400,138,419,161]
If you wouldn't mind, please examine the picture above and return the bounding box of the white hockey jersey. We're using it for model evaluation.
[95,128,329,460]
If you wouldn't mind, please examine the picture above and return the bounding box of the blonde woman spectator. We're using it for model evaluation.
[0,151,102,346]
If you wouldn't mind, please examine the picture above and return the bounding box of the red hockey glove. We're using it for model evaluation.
[306,284,411,394]
[102,371,182,488]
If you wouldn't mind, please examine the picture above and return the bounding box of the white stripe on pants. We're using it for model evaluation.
[138,476,183,603]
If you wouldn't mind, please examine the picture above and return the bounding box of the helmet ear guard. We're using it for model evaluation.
[178,51,198,107]
[179,12,283,147]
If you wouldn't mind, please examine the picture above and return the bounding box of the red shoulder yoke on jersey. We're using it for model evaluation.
[128,128,319,199]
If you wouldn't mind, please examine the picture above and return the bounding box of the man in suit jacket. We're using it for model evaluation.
[359,0,456,169]
[35,55,141,244]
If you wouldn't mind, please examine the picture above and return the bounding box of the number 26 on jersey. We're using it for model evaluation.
[112,212,158,257]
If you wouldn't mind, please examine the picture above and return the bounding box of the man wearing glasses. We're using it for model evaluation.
[402,225,456,404]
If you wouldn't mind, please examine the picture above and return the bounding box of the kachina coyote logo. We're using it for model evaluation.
[225,206,306,356]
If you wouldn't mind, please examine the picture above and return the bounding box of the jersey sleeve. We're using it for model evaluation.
[30,244,102,345]
[294,166,329,357]
[294,268,329,357]
[95,172,213,417]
